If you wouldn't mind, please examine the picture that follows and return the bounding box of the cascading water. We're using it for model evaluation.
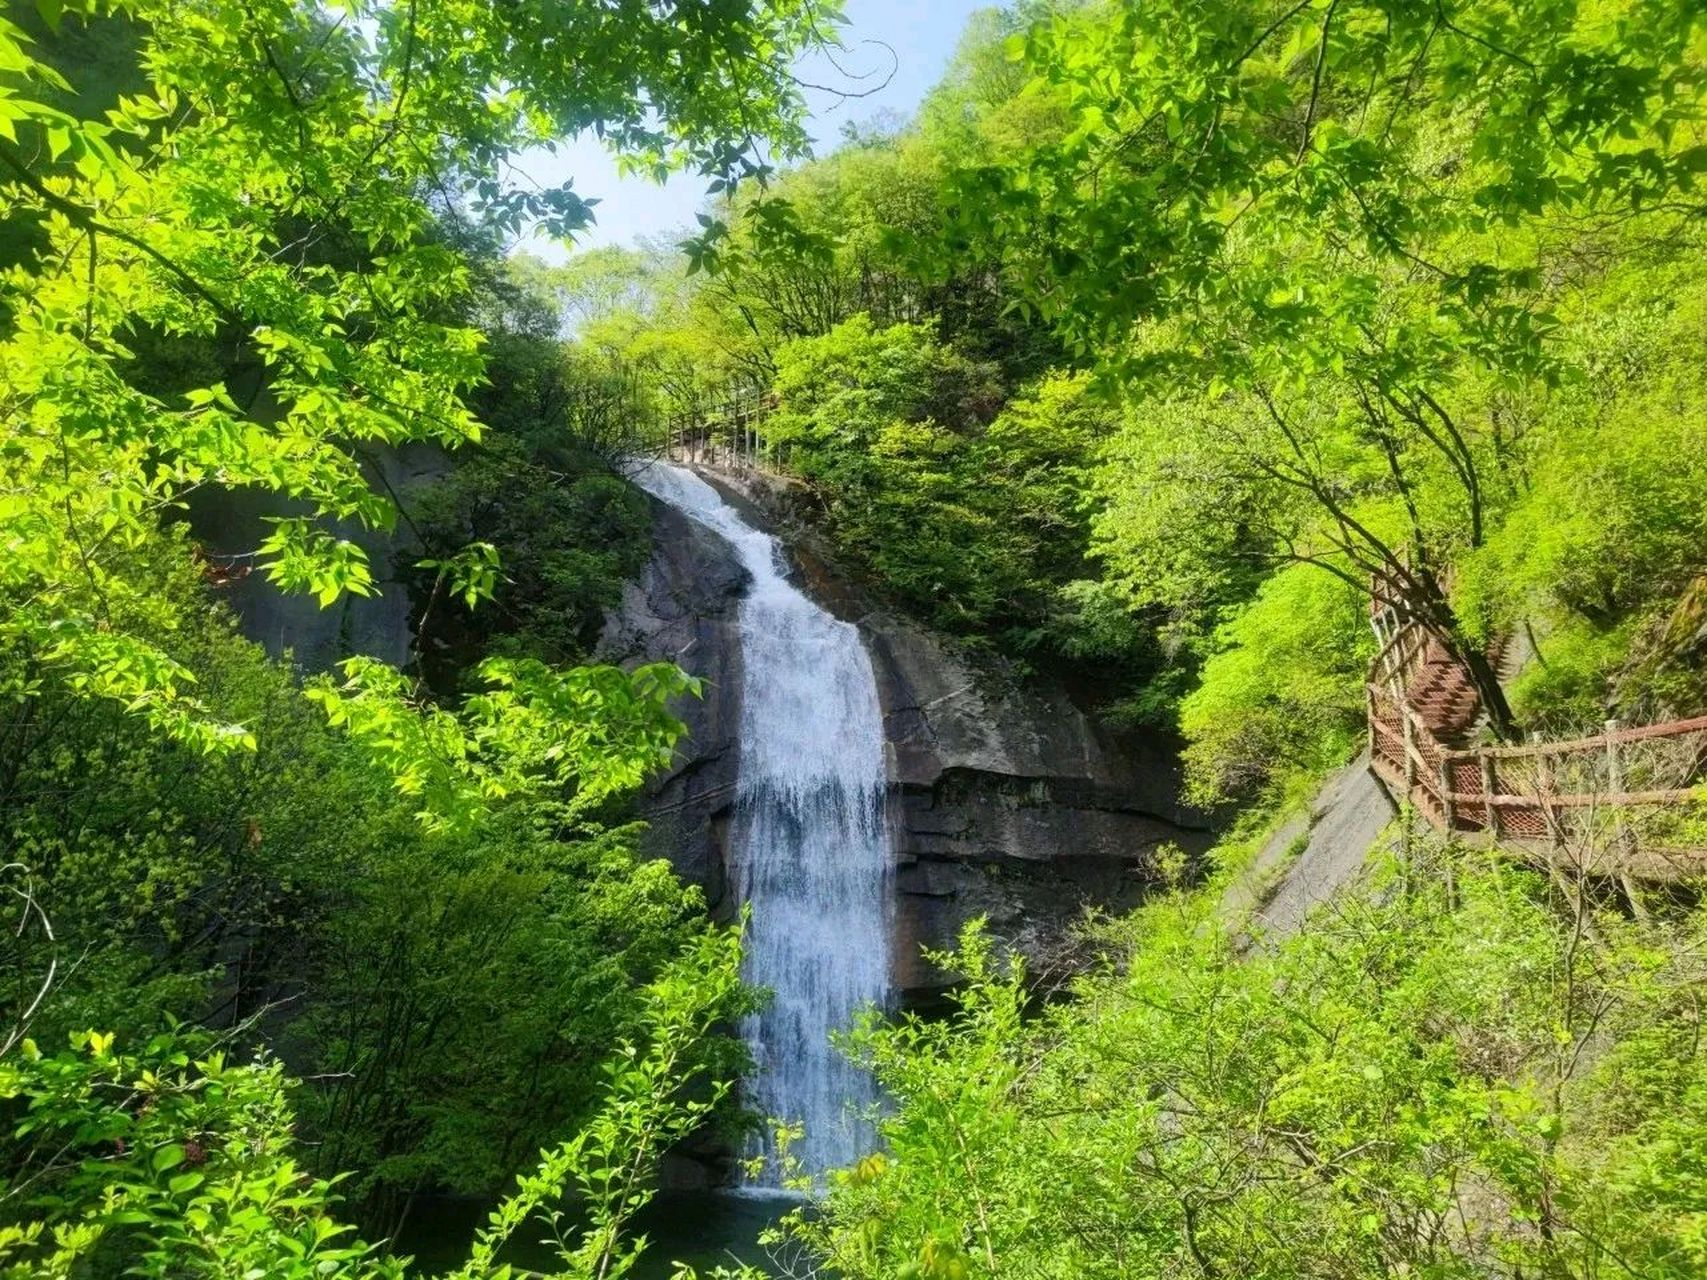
[633,461,892,1183]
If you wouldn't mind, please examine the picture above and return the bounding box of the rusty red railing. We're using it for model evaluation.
[1367,596,1707,881]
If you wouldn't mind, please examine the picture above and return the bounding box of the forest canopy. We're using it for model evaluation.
[3,0,1707,1278]
[565,0,1707,796]
[0,0,827,1274]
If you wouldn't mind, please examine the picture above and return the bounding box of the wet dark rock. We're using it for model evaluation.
[602,465,1214,1010]
[599,499,749,917]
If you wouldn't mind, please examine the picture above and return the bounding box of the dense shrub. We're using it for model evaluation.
[777,843,1707,1280]
[410,441,653,689]
[1457,258,1707,729]
[0,539,717,1226]
[767,318,1161,682]
[1178,565,1373,804]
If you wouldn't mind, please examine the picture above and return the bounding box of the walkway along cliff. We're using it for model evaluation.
[1366,577,1707,888]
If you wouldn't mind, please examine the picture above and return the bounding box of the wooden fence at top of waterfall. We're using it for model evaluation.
[1366,583,1707,882]
[661,386,787,473]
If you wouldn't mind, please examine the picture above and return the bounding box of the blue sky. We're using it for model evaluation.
[510,0,992,260]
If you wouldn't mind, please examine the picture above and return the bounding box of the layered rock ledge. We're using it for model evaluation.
[600,465,1212,1008]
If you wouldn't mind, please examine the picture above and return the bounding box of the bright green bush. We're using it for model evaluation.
[0,1026,400,1280]
[1178,564,1374,804]
[0,923,752,1280]
[777,844,1707,1280]
[1456,255,1707,728]
[769,316,1040,627]
[0,537,722,1226]
[768,319,1161,679]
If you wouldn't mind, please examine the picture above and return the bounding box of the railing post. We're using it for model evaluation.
[1604,716,1631,856]
[1479,751,1501,839]
[1535,732,1565,859]
[1366,683,1377,761]
[1603,718,1625,807]
[1440,750,1461,910]
[1603,718,1648,919]
[1402,708,1417,795]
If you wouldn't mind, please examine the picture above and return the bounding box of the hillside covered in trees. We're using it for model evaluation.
[2,1,1706,1278]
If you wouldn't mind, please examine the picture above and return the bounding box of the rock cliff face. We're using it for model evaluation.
[188,443,447,672]
[864,613,1208,1003]
[599,466,1212,1007]
[599,497,751,919]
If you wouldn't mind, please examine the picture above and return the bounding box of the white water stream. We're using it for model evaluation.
[633,462,892,1183]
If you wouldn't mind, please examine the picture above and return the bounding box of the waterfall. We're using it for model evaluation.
[633,461,892,1183]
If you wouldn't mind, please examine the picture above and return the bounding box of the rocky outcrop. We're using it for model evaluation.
[599,497,750,917]
[601,465,1212,1008]
[864,610,1208,1004]
[188,443,448,673]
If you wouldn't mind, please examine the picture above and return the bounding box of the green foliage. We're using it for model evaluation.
[401,253,662,691]
[923,0,1707,740]
[0,538,355,1034]
[1455,252,1707,726]
[410,442,654,687]
[290,818,725,1211]
[961,0,1707,378]
[563,6,1070,422]
[784,844,1707,1279]
[0,540,724,1228]
[768,317,1147,670]
[0,923,754,1280]
[769,317,1016,627]
[0,1025,400,1279]
[305,654,695,834]
[0,0,829,752]
[1179,563,1373,804]
[670,7,1070,387]
[445,924,753,1280]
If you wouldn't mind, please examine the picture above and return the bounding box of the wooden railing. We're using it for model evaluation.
[1367,605,1707,881]
[661,386,784,474]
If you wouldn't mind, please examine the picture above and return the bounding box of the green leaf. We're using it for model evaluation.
[152,1144,185,1173]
